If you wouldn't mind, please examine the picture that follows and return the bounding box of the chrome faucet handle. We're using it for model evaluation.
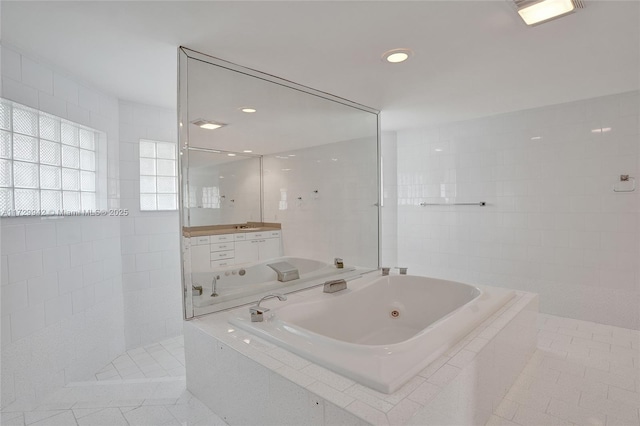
[323,279,347,293]
[381,267,390,276]
[249,305,269,322]
[395,267,408,275]
[250,293,287,322]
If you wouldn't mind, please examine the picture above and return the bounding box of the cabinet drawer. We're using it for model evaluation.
[211,259,233,269]
[234,233,247,241]
[211,242,234,252]
[211,234,233,243]
[193,236,210,245]
[246,230,280,240]
[210,250,235,260]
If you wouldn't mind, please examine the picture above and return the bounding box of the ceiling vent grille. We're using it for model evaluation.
[512,0,584,26]
[513,0,584,8]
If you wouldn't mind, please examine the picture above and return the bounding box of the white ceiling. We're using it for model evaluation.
[2,1,639,131]
[185,53,377,154]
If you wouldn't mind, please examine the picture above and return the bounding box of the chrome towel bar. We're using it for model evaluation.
[420,202,486,206]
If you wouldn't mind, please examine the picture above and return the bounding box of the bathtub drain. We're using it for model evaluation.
[390,310,400,318]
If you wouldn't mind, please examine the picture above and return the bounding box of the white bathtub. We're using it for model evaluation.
[230,273,514,393]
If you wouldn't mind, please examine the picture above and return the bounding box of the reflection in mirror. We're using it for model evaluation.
[179,47,380,318]
[185,150,261,227]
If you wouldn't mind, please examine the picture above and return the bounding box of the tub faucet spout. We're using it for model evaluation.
[250,293,287,322]
[267,262,299,282]
[323,279,347,293]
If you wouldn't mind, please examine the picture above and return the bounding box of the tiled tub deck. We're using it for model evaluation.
[185,289,538,425]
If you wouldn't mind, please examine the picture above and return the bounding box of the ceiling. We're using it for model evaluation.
[185,51,377,154]
[2,1,639,131]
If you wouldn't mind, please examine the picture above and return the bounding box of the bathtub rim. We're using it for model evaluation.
[229,274,516,393]
[234,274,485,349]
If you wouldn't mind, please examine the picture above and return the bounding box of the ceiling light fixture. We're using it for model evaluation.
[382,48,413,63]
[241,108,257,113]
[516,0,583,26]
[243,150,253,153]
[227,153,236,157]
[191,119,227,130]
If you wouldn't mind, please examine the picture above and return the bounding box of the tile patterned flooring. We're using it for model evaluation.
[0,337,226,426]
[1,314,639,426]
[488,314,640,426]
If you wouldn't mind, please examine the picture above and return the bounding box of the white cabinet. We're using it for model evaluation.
[234,240,259,264]
[233,232,282,264]
[188,230,282,271]
[259,236,281,260]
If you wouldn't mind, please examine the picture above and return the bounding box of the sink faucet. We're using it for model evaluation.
[250,293,287,322]
[323,279,347,293]
[211,275,220,297]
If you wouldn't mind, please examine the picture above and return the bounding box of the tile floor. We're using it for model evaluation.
[488,314,640,426]
[1,314,639,426]
[0,337,226,426]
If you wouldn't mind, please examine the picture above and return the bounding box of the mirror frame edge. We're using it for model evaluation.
[177,46,381,321]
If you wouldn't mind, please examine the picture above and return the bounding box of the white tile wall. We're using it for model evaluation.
[1,46,125,409]
[262,136,379,268]
[381,131,398,268]
[394,91,640,330]
[118,101,182,349]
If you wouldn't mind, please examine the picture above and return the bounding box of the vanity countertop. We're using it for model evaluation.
[183,222,281,237]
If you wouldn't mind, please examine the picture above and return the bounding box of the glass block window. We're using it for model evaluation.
[202,186,221,209]
[139,139,177,211]
[0,98,100,216]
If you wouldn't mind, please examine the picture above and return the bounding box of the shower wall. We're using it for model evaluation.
[118,101,182,349]
[395,91,639,329]
[1,46,125,407]
[263,137,378,268]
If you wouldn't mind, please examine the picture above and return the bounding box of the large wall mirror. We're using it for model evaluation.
[179,47,380,318]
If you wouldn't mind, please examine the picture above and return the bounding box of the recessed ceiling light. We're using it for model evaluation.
[382,48,413,63]
[191,119,227,130]
[227,153,236,157]
[288,154,296,157]
[516,0,580,26]
[243,150,253,153]
[241,108,257,113]
[531,136,542,140]
[435,148,443,152]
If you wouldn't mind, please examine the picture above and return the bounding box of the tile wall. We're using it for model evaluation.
[381,131,398,268]
[118,101,182,349]
[263,137,379,268]
[0,45,125,407]
[186,156,262,227]
[394,91,640,330]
